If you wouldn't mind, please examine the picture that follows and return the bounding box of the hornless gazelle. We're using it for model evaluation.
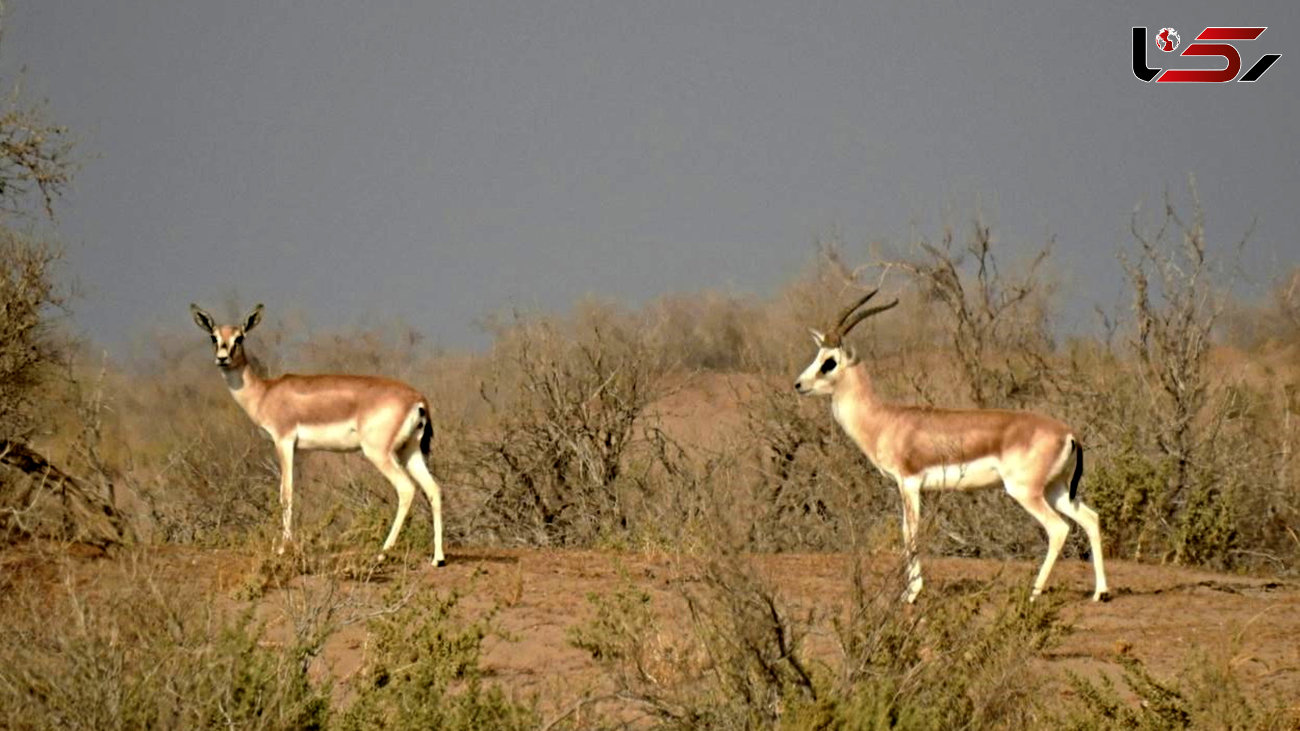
[190,303,445,565]
[795,291,1110,602]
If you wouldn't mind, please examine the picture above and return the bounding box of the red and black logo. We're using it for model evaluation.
[1133,26,1280,82]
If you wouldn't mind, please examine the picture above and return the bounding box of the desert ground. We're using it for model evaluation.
[5,540,1296,726]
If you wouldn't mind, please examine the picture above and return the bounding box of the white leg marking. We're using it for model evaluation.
[365,444,417,556]
[275,438,296,553]
[1008,481,1070,600]
[401,443,446,566]
[1047,481,1111,601]
[899,478,924,602]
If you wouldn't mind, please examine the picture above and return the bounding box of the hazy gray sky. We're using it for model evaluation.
[5,1,1298,353]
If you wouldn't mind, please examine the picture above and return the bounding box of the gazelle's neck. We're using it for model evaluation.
[830,361,886,457]
[220,356,268,422]
[832,361,879,410]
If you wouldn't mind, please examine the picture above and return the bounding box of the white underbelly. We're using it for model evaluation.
[295,421,362,452]
[914,456,1003,490]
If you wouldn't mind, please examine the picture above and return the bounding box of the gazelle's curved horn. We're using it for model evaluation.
[832,289,879,332]
[823,289,892,346]
[838,298,899,339]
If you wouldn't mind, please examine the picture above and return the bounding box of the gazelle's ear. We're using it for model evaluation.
[242,303,265,333]
[843,345,857,363]
[190,304,216,333]
[809,329,826,347]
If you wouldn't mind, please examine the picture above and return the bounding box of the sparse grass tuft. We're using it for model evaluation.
[1063,648,1296,730]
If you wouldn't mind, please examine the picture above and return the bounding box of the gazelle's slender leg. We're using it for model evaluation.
[899,477,923,602]
[1047,482,1111,600]
[364,445,417,558]
[275,438,296,553]
[1008,483,1070,600]
[401,443,446,566]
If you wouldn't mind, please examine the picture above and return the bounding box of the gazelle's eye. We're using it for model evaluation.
[819,357,837,374]
[234,334,244,344]
[210,335,218,344]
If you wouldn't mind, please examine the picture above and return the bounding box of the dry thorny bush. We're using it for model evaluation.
[0,231,64,444]
[0,89,76,220]
[1118,184,1252,565]
[564,551,1070,730]
[0,234,131,547]
[457,305,677,547]
[0,58,115,546]
[882,213,1056,409]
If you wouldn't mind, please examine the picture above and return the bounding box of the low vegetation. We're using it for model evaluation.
[0,549,540,731]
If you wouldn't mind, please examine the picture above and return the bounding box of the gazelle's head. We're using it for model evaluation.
[190,303,263,370]
[794,289,898,396]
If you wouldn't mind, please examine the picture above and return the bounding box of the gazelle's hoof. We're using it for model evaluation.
[375,553,387,564]
[433,558,447,568]
[1093,590,1112,603]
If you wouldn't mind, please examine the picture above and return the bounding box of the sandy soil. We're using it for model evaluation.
[8,543,1293,723]
[462,550,1299,711]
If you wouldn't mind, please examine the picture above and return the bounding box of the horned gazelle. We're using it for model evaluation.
[190,303,445,566]
[794,291,1109,602]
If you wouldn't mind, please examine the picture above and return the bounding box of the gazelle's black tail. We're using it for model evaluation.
[418,404,433,457]
[1069,439,1084,502]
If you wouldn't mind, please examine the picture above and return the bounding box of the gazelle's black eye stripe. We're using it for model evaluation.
[819,357,837,374]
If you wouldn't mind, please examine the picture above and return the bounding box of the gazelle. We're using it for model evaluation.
[190,303,445,566]
[794,291,1109,602]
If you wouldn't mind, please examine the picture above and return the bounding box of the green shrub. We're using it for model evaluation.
[339,584,537,731]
